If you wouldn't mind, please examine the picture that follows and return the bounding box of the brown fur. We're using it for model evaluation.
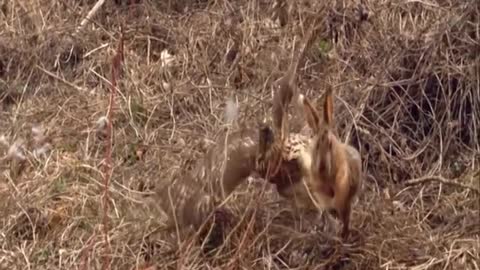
[298,89,363,239]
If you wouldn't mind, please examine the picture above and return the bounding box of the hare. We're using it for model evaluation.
[295,89,363,239]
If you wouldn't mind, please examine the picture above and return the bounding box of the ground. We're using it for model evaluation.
[0,0,479,269]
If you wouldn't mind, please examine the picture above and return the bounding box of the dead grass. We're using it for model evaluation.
[0,0,479,269]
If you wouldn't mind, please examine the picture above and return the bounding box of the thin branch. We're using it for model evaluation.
[405,175,480,195]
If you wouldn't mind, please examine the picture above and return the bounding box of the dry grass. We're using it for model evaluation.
[0,0,479,269]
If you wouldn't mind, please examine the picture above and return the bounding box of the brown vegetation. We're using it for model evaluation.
[0,0,478,269]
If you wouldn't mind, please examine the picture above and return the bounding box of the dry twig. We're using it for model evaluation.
[405,175,480,195]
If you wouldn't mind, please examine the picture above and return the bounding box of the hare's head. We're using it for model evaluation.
[298,89,339,196]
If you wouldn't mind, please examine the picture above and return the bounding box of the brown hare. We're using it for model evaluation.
[148,19,366,245]
[295,89,363,239]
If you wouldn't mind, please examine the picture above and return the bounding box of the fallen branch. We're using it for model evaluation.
[405,175,480,195]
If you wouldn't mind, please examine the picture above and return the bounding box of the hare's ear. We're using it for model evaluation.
[323,88,334,127]
[298,94,320,133]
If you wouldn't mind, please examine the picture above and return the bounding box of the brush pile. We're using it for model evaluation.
[0,0,478,269]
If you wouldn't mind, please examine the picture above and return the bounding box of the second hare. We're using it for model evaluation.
[297,89,363,239]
